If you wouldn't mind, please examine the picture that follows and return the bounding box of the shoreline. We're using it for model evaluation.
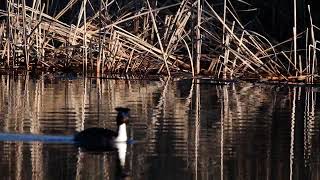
[0,68,319,86]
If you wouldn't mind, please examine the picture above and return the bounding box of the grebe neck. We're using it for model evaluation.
[115,124,127,142]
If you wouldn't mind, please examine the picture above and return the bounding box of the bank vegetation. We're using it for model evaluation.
[0,0,319,83]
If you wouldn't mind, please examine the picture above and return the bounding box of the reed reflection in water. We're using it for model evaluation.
[0,75,319,180]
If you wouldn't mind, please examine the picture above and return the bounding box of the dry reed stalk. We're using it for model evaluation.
[6,0,12,68]
[22,0,29,70]
[0,25,4,48]
[83,0,88,73]
[71,2,85,46]
[305,28,309,75]
[217,56,223,77]
[293,0,297,76]
[230,31,244,77]
[54,0,80,20]
[163,15,171,41]
[307,5,315,83]
[163,11,191,73]
[281,51,299,76]
[111,34,122,72]
[107,29,116,70]
[262,31,306,55]
[181,37,194,76]
[29,2,45,60]
[223,33,230,79]
[170,0,188,34]
[95,3,180,34]
[195,0,202,75]
[39,5,45,62]
[222,0,227,45]
[208,2,281,76]
[247,30,278,61]
[299,55,302,74]
[205,0,272,75]
[225,5,244,29]
[125,49,135,73]
[96,0,103,76]
[165,9,190,54]
[31,1,36,23]
[116,26,190,72]
[146,0,171,76]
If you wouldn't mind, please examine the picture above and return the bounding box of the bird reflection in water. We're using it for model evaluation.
[77,141,131,180]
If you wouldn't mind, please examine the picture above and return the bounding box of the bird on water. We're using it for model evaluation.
[74,107,131,172]
[74,107,131,151]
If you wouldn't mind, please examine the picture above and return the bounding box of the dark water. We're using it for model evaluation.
[0,75,320,180]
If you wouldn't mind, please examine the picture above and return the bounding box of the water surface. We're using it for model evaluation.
[0,75,319,180]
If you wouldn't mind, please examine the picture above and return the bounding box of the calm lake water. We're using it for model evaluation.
[0,75,319,180]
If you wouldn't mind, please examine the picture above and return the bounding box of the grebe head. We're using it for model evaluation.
[115,107,130,126]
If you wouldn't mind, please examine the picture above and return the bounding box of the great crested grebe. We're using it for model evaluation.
[74,107,130,151]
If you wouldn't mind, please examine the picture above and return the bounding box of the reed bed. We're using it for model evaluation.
[0,0,319,83]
